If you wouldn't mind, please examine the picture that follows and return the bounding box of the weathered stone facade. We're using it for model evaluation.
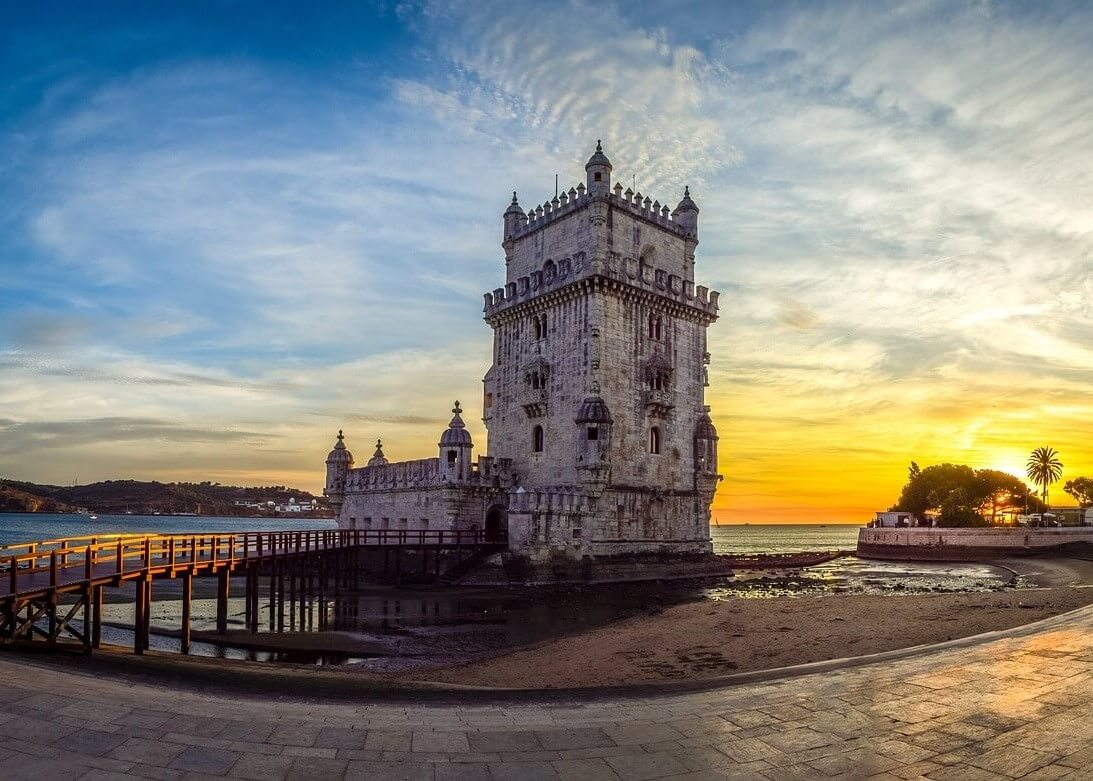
[325,144,721,559]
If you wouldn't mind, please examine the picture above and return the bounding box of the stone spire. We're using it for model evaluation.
[367,438,389,467]
[585,140,612,196]
[672,185,700,236]
[439,401,473,481]
[439,401,472,447]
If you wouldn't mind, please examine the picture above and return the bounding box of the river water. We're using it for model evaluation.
[0,514,1015,666]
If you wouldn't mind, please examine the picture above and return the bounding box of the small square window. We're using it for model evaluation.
[572,527,581,538]
[587,426,599,441]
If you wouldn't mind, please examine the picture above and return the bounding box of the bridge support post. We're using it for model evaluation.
[143,578,152,650]
[81,582,92,654]
[305,556,314,631]
[47,592,58,645]
[268,564,276,632]
[276,561,285,632]
[289,559,297,631]
[216,567,230,635]
[91,586,102,649]
[134,576,147,655]
[246,564,258,633]
[317,556,326,630]
[180,571,192,654]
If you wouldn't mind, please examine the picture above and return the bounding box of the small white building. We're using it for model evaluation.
[872,511,923,528]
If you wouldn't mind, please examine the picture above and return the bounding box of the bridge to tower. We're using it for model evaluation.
[0,528,502,656]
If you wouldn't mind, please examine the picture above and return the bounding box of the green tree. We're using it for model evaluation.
[938,488,989,527]
[974,469,1037,523]
[1064,477,1093,507]
[1026,447,1063,510]
[893,463,1043,523]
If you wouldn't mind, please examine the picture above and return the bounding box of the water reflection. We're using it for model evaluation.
[89,556,1017,667]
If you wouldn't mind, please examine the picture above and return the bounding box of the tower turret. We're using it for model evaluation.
[694,407,719,474]
[438,401,474,481]
[575,395,613,467]
[585,140,612,196]
[324,430,354,515]
[672,185,699,238]
[367,439,389,467]
[503,192,526,239]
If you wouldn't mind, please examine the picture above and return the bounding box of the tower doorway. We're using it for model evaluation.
[485,506,508,543]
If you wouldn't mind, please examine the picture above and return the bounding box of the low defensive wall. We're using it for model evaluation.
[857,527,1093,561]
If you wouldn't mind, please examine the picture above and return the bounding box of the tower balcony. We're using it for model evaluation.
[521,388,549,418]
[643,388,674,416]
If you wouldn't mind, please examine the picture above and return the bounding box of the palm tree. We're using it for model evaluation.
[1026,446,1063,513]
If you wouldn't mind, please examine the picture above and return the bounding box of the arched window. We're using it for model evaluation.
[533,314,547,340]
[447,449,457,464]
[648,427,661,455]
[532,425,544,453]
[648,313,663,341]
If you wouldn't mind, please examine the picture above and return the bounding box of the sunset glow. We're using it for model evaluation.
[2,3,1091,524]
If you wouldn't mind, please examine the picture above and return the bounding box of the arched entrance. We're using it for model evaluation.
[485,505,508,543]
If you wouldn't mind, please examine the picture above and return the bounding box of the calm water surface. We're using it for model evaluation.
[0,513,335,547]
[0,514,1013,667]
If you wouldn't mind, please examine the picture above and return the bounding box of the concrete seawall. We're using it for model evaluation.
[857,527,1093,561]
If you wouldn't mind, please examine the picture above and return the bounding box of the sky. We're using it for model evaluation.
[1,1,1091,523]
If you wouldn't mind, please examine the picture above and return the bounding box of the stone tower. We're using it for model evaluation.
[482,142,721,558]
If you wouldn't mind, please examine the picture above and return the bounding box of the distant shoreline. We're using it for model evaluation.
[0,511,335,520]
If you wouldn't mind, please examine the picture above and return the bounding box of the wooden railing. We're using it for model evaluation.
[1,528,487,597]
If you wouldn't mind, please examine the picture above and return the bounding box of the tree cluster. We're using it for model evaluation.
[1064,477,1093,507]
[892,462,1043,528]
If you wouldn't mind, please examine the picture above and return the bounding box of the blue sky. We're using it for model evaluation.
[2,1,1092,520]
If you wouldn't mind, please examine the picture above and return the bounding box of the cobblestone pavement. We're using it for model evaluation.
[1,606,1092,780]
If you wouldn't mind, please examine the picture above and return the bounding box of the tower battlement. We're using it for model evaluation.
[506,182,695,242]
[482,253,720,319]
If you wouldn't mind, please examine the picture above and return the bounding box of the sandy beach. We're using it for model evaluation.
[408,586,1093,688]
[57,555,1093,691]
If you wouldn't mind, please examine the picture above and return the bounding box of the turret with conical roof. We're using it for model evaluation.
[585,140,612,196]
[367,439,389,468]
[503,191,526,241]
[439,401,474,481]
[672,185,699,237]
[324,430,354,514]
[694,407,719,474]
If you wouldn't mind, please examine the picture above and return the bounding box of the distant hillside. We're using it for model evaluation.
[0,479,331,517]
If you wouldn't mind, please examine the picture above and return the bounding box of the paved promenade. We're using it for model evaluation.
[1,606,1092,780]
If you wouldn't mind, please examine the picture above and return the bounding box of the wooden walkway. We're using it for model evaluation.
[0,528,501,656]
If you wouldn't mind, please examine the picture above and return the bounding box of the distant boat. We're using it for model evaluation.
[89,515,98,520]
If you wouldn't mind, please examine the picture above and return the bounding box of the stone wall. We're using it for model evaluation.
[858,527,1093,561]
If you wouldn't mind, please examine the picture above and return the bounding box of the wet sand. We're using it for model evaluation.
[399,557,1093,688]
[63,556,1093,691]
[409,586,1093,688]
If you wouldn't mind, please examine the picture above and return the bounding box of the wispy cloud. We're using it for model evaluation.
[1,1,1091,520]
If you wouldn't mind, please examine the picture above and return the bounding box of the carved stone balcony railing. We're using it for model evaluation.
[643,388,674,416]
[521,388,549,418]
